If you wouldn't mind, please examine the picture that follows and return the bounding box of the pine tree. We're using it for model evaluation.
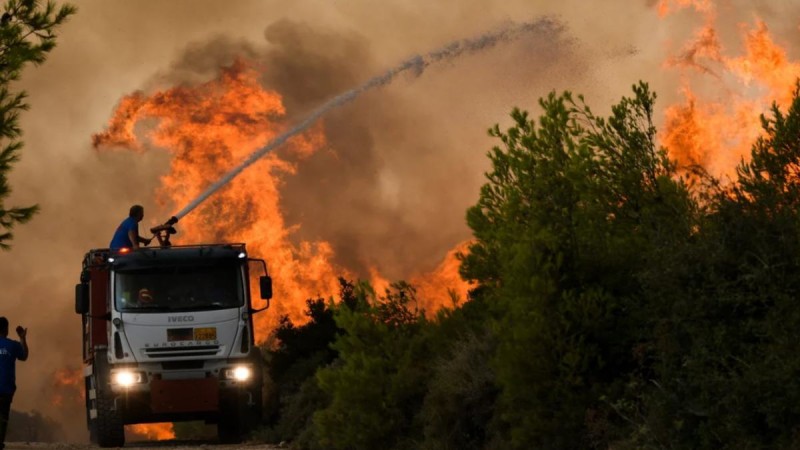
[460,83,695,448]
[0,0,75,249]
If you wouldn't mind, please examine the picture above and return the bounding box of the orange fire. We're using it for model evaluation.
[94,59,342,337]
[93,57,469,337]
[367,243,473,317]
[51,367,83,407]
[411,242,473,314]
[128,422,175,441]
[659,1,800,179]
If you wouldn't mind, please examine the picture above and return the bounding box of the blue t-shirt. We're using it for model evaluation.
[110,217,139,250]
[0,337,23,395]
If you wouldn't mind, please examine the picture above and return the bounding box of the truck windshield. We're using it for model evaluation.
[114,264,244,313]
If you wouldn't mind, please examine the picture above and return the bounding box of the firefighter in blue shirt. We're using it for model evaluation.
[0,317,28,449]
[110,205,152,250]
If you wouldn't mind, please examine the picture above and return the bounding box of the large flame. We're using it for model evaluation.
[93,58,469,338]
[94,59,342,337]
[659,1,800,178]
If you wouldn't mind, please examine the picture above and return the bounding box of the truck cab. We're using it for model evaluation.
[75,244,270,447]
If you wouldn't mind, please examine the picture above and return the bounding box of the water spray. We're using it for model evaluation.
[171,18,560,221]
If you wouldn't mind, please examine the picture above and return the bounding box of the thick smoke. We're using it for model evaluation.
[270,20,575,277]
[162,18,572,278]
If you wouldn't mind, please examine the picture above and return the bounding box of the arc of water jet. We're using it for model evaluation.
[173,18,561,220]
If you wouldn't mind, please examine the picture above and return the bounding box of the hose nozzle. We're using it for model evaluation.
[150,216,179,247]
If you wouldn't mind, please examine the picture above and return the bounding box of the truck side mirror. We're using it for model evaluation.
[75,283,89,314]
[259,276,273,300]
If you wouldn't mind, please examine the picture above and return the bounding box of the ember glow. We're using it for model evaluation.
[128,423,175,441]
[660,1,800,178]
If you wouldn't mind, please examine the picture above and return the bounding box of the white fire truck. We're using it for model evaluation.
[75,231,271,447]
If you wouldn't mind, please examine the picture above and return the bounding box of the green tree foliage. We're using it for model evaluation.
[264,275,500,450]
[314,281,431,450]
[625,83,800,449]
[0,0,75,249]
[263,83,800,450]
[257,278,357,446]
[461,83,695,449]
[419,326,498,450]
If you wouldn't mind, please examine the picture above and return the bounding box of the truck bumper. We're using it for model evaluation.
[113,383,258,425]
[150,377,219,414]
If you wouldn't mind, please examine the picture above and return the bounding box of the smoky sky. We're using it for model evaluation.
[0,0,797,442]
[264,19,575,278]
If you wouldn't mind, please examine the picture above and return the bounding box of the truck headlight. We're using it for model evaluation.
[112,370,143,387]
[224,366,252,382]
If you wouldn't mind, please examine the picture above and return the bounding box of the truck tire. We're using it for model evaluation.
[95,384,125,448]
[247,350,265,430]
[217,416,242,444]
[217,393,246,444]
[85,376,98,444]
[248,386,263,430]
[92,351,125,448]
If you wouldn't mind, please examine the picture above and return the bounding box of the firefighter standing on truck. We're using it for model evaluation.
[110,205,152,250]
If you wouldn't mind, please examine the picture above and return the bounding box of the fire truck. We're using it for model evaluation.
[74,221,271,447]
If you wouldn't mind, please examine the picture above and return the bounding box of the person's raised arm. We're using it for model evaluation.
[15,326,28,361]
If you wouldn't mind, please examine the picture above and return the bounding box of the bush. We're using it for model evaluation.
[7,409,62,442]
[420,329,498,450]
[314,282,431,450]
[258,278,356,445]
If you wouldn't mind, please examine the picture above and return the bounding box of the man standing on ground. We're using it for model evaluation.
[110,204,152,250]
[0,317,27,449]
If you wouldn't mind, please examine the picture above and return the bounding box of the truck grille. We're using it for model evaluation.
[143,345,220,358]
[161,360,205,370]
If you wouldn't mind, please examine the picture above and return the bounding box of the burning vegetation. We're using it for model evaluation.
[35,0,800,447]
[660,0,800,178]
[250,2,800,447]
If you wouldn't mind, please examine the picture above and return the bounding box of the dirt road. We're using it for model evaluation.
[4,442,283,449]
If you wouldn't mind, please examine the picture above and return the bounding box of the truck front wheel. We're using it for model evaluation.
[90,352,125,448]
[217,417,242,444]
[94,383,125,448]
